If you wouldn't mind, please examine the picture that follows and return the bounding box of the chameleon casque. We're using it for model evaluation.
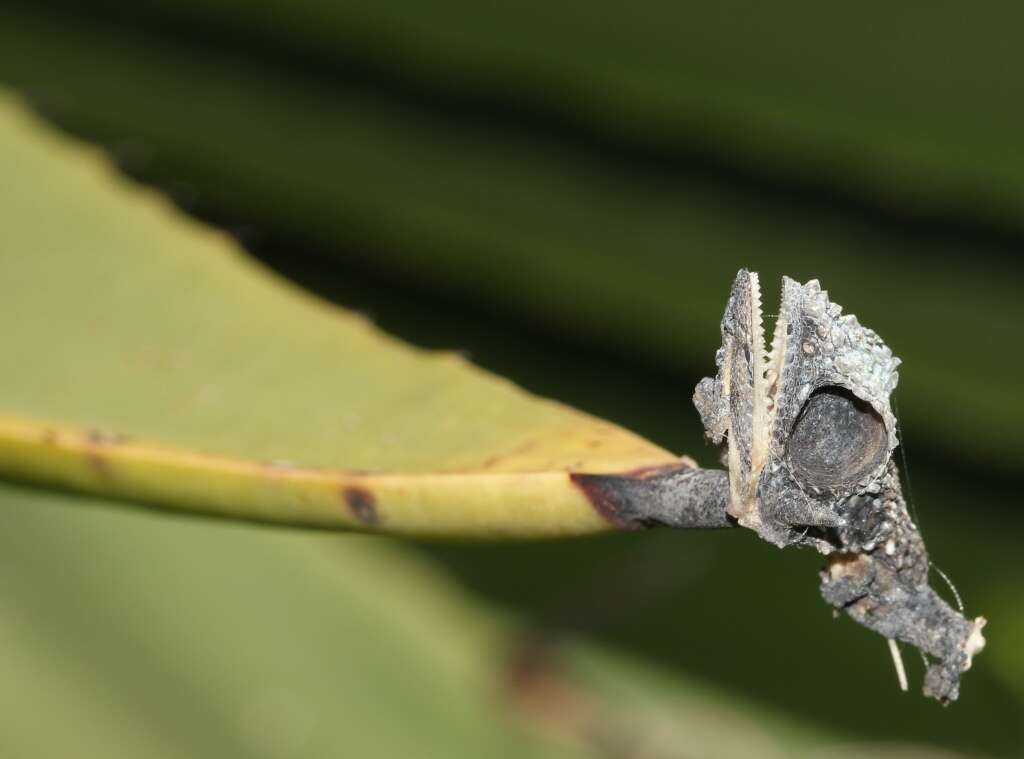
[694,270,986,703]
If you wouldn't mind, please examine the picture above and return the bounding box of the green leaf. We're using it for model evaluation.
[0,480,588,758]
[0,92,688,538]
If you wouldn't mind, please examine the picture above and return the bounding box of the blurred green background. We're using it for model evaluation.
[1,2,1022,756]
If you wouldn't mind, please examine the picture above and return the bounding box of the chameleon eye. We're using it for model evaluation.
[785,386,887,490]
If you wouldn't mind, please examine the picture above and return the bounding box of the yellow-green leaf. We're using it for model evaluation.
[0,92,683,538]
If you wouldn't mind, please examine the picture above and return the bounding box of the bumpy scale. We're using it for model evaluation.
[694,270,986,703]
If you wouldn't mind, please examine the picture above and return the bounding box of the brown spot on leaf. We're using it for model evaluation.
[259,459,298,473]
[86,429,129,446]
[86,454,113,478]
[504,439,538,458]
[342,486,379,526]
[84,429,127,479]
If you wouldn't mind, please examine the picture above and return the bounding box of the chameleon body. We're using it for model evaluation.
[694,270,986,702]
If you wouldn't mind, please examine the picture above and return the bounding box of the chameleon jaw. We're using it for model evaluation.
[692,270,772,529]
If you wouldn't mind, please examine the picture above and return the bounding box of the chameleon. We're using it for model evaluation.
[693,269,986,703]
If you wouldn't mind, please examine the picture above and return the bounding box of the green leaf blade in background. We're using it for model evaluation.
[0,480,583,759]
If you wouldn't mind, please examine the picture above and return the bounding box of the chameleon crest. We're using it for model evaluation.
[694,270,985,702]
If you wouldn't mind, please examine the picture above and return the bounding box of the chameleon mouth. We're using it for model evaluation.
[745,272,769,503]
[763,282,790,435]
[734,270,790,514]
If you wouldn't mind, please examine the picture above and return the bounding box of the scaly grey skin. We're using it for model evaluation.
[694,270,986,703]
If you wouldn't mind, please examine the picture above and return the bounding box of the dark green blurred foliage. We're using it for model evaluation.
[1,2,1022,755]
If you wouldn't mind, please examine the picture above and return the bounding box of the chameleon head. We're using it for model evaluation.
[694,269,901,552]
